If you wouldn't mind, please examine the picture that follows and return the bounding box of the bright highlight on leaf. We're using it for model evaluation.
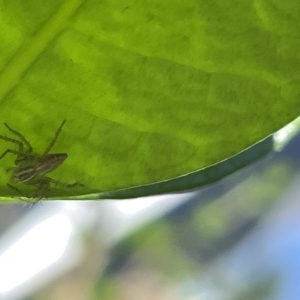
[0,0,299,200]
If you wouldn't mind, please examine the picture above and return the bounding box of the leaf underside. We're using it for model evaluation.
[0,0,299,201]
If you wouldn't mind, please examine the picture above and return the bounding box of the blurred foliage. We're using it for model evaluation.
[89,156,296,299]
[231,277,277,300]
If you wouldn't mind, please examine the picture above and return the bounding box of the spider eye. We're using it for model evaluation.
[14,167,36,182]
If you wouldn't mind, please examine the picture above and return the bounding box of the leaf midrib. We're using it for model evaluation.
[0,0,84,101]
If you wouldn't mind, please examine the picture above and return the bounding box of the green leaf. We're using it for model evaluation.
[0,1,299,200]
[98,137,273,199]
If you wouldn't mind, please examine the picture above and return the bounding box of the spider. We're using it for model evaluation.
[0,120,79,203]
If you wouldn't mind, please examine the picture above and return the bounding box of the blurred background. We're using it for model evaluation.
[1,118,300,300]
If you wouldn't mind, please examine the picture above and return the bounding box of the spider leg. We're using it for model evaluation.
[0,149,24,161]
[4,123,32,153]
[47,177,83,188]
[0,134,24,153]
[6,183,30,205]
[7,183,31,203]
[22,178,51,203]
[7,183,22,195]
[41,120,66,158]
[31,182,50,203]
[7,182,47,204]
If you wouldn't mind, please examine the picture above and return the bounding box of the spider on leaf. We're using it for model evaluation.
[0,120,80,203]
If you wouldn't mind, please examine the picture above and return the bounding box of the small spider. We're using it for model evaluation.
[0,120,79,203]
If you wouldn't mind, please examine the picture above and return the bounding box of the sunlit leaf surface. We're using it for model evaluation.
[0,1,299,200]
